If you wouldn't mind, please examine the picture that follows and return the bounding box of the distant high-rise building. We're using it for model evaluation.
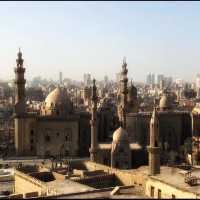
[84,73,91,86]
[104,75,109,88]
[151,74,155,85]
[165,76,173,87]
[157,74,164,85]
[0,86,4,99]
[59,72,63,85]
[146,73,152,85]
[196,74,200,89]
[160,79,165,90]
[116,72,121,84]
[146,73,155,86]
[196,74,200,98]
[175,78,184,88]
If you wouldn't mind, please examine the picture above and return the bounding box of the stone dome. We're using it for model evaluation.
[128,83,137,101]
[159,92,173,110]
[44,86,73,113]
[45,87,70,107]
[98,97,110,109]
[192,103,200,115]
[112,127,129,142]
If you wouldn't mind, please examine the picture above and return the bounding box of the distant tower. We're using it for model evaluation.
[89,79,98,162]
[160,79,165,90]
[127,79,138,113]
[119,58,128,129]
[59,72,63,85]
[14,48,26,114]
[14,49,27,155]
[147,107,160,175]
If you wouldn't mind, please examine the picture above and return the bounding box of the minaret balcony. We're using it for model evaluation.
[15,67,25,73]
[14,80,26,84]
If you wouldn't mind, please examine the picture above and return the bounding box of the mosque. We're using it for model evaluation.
[13,49,196,169]
[14,49,91,157]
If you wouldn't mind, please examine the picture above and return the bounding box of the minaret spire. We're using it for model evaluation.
[14,48,26,114]
[147,106,161,175]
[14,49,27,156]
[120,57,128,129]
[89,79,98,162]
[16,47,24,68]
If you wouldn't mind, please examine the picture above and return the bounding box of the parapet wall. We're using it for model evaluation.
[83,161,148,188]
[73,174,116,189]
[14,169,47,197]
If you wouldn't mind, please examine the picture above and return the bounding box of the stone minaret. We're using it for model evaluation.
[119,58,128,129]
[89,79,98,162]
[147,107,160,175]
[14,48,26,114]
[14,49,26,155]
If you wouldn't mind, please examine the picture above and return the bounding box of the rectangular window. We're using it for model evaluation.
[30,130,34,136]
[150,186,154,198]
[158,189,161,199]
[45,135,50,142]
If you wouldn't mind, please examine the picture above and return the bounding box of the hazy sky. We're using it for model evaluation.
[1,1,200,82]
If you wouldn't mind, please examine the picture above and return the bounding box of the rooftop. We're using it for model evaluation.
[150,166,200,195]
[46,179,94,195]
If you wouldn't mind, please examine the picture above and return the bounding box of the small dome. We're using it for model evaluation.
[98,97,110,109]
[45,87,69,107]
[192,103,200,115]
[112,127,129,142]
[159,92,173,110]
[128,83,137,99]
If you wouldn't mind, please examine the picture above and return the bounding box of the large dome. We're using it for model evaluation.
[43,86,73,116]
[45,87,70,108]
[112,127,129,142]
[112,126,130,153]
[159,91,173,110]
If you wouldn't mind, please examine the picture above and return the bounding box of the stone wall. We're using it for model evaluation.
[145,176,198,199]
[83,161,148,188]
[14,169,47,196]
[36,120,79,157]
[73,174,116,189]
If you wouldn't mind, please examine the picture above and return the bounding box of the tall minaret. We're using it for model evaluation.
[89,79,98,162]
[14,48,26,114]
[119,57,128,129]
[147,107,161,175]
[14,49,26,156]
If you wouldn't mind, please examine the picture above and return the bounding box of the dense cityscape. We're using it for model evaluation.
[0,49,200,198]
[2,1,200,199]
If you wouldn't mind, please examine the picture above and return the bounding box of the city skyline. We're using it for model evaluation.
[1,1,200,82]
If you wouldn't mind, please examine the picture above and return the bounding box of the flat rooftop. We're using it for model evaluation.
[150,166,200,195]
[46,179,94,195]
[45,185,148,199]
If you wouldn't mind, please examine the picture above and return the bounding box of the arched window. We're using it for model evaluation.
[65,134,70,141]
